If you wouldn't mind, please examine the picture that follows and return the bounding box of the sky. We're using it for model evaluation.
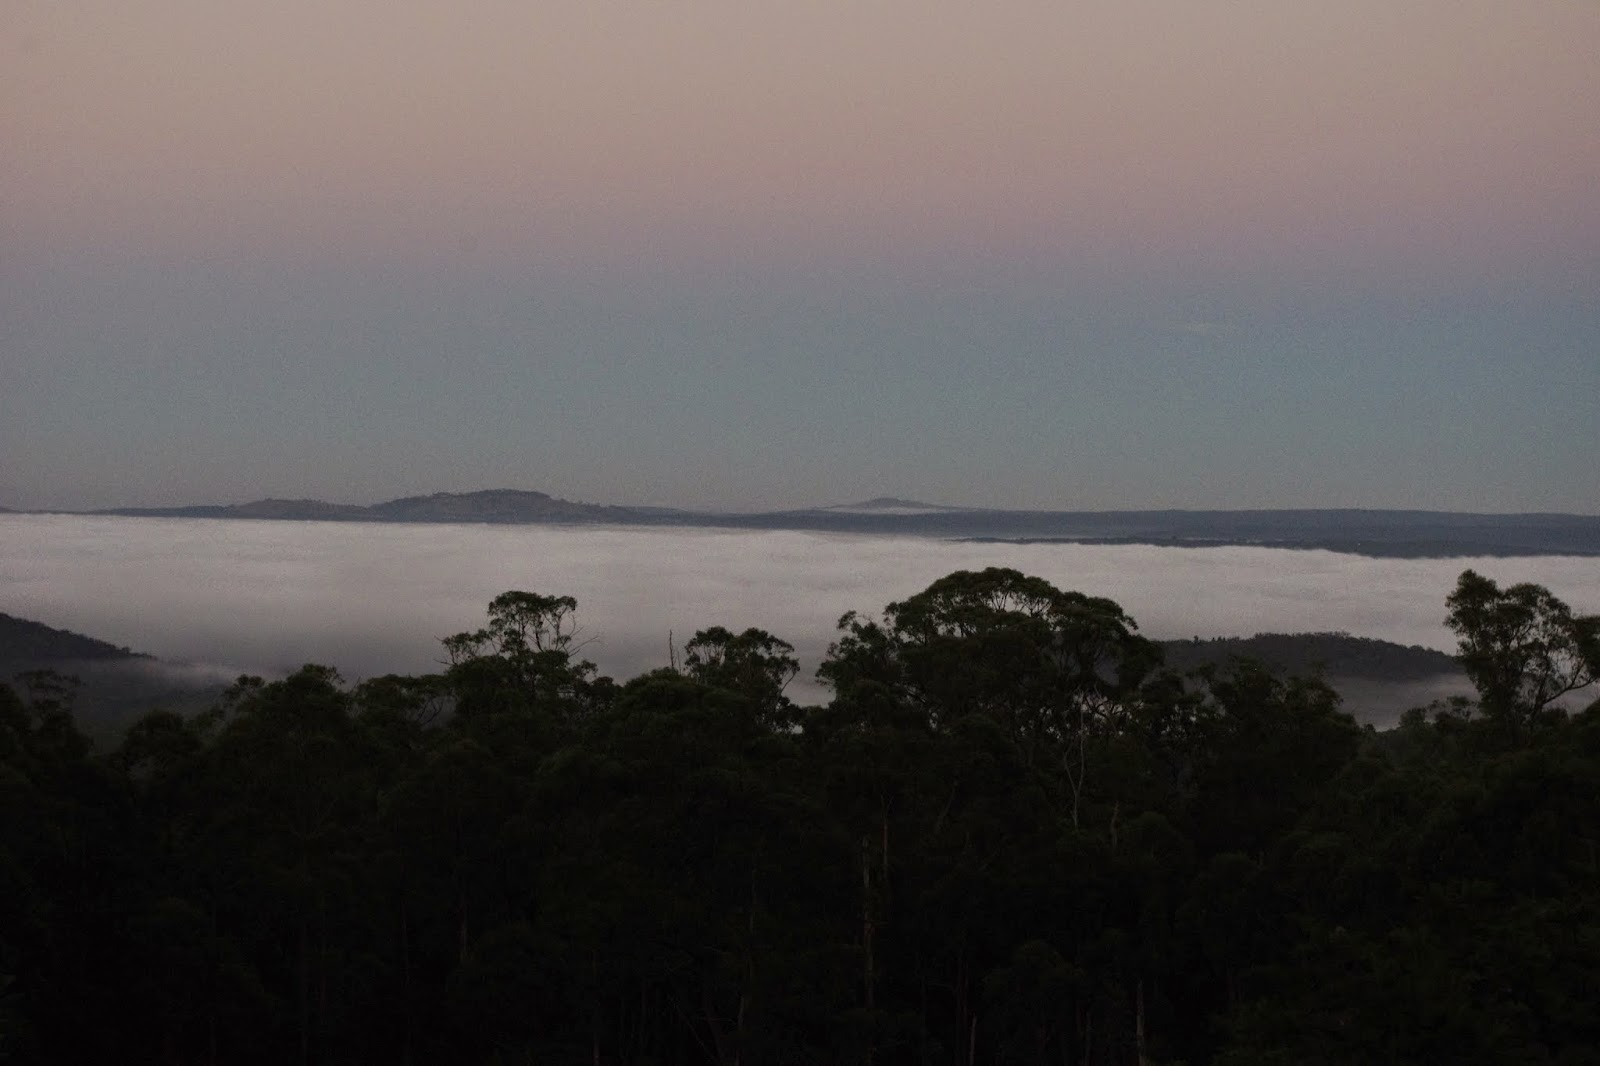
[4,1,1598,513]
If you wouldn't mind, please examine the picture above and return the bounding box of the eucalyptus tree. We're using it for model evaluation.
[683,626,801,729]
[442,591,606,727]
[1446,569,1600,739]
[817,569,1169,1065]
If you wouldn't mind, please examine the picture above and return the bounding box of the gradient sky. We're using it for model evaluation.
[4,1,1597,512]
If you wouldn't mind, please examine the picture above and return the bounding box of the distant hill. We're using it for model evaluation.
[0,612,148,665]
[227,498,372,520]
[1156,632,1472,726]
[92,488,660,525]
[824,497,970,515]
[28,489,1599,558]
[1157,632,1461,681]
[1,613,227,735]
[369,489,643,523]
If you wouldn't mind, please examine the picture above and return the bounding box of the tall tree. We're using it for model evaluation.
[1446,570,1600,738]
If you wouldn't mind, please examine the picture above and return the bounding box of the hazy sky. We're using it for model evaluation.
[5,1,1597,512]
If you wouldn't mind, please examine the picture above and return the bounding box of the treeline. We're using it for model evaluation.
[2,568,1597,1065]
[1158,631,1463,682]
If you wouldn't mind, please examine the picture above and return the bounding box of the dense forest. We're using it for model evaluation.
[3,568,1597,1064]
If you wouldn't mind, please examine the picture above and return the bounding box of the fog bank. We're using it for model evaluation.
[4,515,1596,704]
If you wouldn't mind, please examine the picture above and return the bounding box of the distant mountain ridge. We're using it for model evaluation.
[824,497,971,515]
[370,489,643,523]
[89,489,642,524]
[31,489,1600,558]
[0,612,149,665]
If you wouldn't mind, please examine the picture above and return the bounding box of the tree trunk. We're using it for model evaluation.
[400,904,413,1066]
[207,894,219,1066]
[702,982,734,1066]
[298,917,310,1066]
[862,834,876,1066]
[1135,980,1149,1066]
[592,949,602,1066]
[954,960,970,1066]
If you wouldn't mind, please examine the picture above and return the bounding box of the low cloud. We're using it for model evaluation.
[3,515,1596,708]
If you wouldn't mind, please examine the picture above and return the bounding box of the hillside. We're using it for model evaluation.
[1,613,225,732]
[55,490,1600,557]
[822,497,970,515]
[93,488,659,525]
[368,489,643,523]
[0,612,147,665]
[1156,632,1471,724]
[1157,631,1461,681]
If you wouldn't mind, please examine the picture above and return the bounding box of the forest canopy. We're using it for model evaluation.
[2,568,1597,1065]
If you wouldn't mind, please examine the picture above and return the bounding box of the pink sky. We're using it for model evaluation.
[3,2,1598,516]
[7,1,1597,277]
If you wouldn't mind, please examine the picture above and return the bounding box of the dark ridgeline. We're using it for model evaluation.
[1,568,1597,1064]
[0,614,225,736]
[1157,631,1461,680]
[53,487,1600,558]
[0,612,150,666]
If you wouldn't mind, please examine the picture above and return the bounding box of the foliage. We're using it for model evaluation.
[1446,569,1600,738]
[1,570,1597,1064]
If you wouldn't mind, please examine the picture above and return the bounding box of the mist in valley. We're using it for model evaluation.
[4,513,1595,713]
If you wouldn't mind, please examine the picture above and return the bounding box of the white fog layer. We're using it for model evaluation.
[3,515,1596,703]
